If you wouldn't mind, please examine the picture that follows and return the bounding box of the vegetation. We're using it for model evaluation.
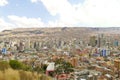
[33,64,48,74]
[39,74,52,80]
[9,60,32,71]
[0,68,42,80]
[9,60,23,70]
[0,60,52,80]
[0,61,10,71]
[0,58,74,80]
[55,58,74,75]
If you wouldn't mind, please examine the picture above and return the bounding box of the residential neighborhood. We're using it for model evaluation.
[0,28,120,80]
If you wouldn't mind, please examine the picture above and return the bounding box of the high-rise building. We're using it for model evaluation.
[97,34,106,48]
[89,36,97,47]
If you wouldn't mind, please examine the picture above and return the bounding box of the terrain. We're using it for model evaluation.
[0,27,120,40]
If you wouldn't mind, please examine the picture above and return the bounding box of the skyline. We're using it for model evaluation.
[0,0,120,31]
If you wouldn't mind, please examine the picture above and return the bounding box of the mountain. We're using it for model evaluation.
[0,27,120,40]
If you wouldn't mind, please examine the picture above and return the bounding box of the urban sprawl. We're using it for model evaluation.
[0,28,120,80]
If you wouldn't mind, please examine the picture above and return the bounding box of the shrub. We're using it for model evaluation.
[9,60,23,70]
[55,58,74,74]
[22,64,32,71]
[9,60,32,71]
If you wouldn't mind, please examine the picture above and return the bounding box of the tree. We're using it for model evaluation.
[9,60,23,70]
[33,64,48,74]
[55,58,74,75]
[63,61,74,74]
[9,60,32,71]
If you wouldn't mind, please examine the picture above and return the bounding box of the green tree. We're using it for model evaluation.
[9,60,23,70]
[9,60,32,71]
[33,64,48,73]
[63,61,74,74]
[55,58,74,75]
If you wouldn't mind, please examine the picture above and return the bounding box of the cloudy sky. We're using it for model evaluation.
[0,0,120,31]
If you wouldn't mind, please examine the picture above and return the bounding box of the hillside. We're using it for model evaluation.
[0,27,120,40]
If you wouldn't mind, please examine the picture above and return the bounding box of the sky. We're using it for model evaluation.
[0,0,120,31]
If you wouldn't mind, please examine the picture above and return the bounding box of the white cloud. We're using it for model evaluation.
[0,15,45,31]
[0,0,8,6]
[31,0,39,3]
[40,0,120,27]
[8,15,45,28]
[0,18,14,31]
[40,0,77,27]
[74,0,120,27]
[1,0,120,32]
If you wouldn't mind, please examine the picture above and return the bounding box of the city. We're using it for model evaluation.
[0,27,120,80]
[1,0,120,80]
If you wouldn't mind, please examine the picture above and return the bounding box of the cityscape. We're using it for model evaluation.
[0,27,120,80]
[1,0,120,80]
